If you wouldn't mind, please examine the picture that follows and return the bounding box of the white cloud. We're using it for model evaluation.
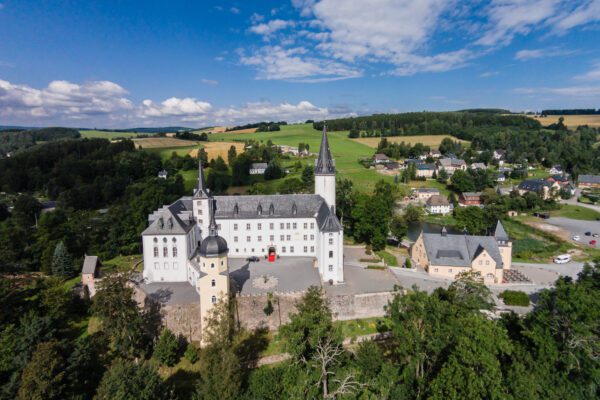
[249,19,294,36]
[230,6,240,14]
[514,85,600,98]
[515,47,576,60]
[480,71,499,78]
[550,0,600,33]
[140,97,212,119]
[389,49,475,76]
[213,100,340,123]
[574,61,600,80]
[239,45,362,82]
[201,78,219,85]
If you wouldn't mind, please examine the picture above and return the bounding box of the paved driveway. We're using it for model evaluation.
[544,217,600,244]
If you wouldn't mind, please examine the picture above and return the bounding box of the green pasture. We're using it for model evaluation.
[80,130,140,139]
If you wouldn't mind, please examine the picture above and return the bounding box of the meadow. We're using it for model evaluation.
[210,123,393,190]
[528,114,600,128]
[354,134,469,148]
[79,130,139,139]
[132,137,196,149]
[188,142,245,162]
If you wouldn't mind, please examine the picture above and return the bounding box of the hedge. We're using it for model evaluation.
[500,290,530,306]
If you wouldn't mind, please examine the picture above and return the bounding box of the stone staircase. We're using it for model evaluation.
[503,269,531,283]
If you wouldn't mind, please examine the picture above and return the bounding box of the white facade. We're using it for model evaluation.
[142,231,196,283]
[315,174,336,212]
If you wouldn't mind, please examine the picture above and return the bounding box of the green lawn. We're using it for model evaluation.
[80,130,139,139]
[210,123,392,191]
[376,250,399,266]
[552,205,600,221]
[102,254,143,273]
[503,219,572,262]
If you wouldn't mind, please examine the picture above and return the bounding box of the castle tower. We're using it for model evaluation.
[314,124,336,210]
[493,220,512,271]
[193,158,210,236]
[197,197,229,345]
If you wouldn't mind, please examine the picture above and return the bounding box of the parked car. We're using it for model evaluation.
[590,240,597,246]
[554,254,572,264]
[246,256,260,262]
[572,235,580,241]
[585,231,592,236]
[593,233,599,238]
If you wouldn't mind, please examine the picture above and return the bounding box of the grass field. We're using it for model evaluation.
[552,205,600,221]
[188,142,245,162]
[80,130,140,139]
[210,123,393,190]
[132,137,197,149]
[528,114,600,128]
[354,134,469,148]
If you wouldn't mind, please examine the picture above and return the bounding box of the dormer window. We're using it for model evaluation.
[233,203,239,216]
[257,204,263,215]
[292,203,297,215]
[167,218,173,229]
[158,218,164,229]
[269,204,274,215]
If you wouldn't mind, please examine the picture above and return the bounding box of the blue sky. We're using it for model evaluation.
[1,0,600,128]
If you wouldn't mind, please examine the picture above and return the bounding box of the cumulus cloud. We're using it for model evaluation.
[249,19,294,36]
[239,45,362,82]
[574,61,600,81]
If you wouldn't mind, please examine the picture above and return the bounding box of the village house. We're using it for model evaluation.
[276,145,309,157]
[425,195,452,215]
[548,165,563,175]
[373,153,390,164]
[158,169,168,179]
[429,149,442,158]
[415,163,437,178]
[493,149,505,160]
[469,162,487,170]
[384,162,400,171]
[458,192,483,207]
[411,221,512,285]
[438,158,467,175]
[81,255,102,298]
[496,173,506,183]
[249,162,268,175]
[413,188,440,202]
[578,174,600,189]
[518,179,561,200]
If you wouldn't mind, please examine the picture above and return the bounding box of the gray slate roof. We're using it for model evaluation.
[251,163,268,169]
[422,232,504,268]
[82,255,100,275]
[143,201,195,236]
[314,126,335,175]
[194,160,210,198]
[518,179,551,192]
[426,195,449,206]
[578,174,600,184]
[494,220,509,241]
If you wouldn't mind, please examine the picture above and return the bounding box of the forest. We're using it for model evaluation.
[0,127,80,157]
[1,261,598,399]
[542,109,600,115]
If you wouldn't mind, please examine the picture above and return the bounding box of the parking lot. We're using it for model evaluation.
[545,217,600,246]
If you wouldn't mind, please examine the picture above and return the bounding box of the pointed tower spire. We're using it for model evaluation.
[315,123,335,175]
[194,158,209,198]
[208,197,218,237]
[493,220,509,241]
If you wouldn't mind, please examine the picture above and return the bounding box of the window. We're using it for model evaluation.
[328,265,333,272]
[163,247,168,257]
[479,260,482,265]
[303,246,308,253]
[434,268,439,272]
[286,223,290,229]
[290,246,294,253]
[329,238,333,245]
[173,262,178,270]
[163,237,167,243]
[234,236,238,243]
[211,279,216,287]
[303,223,308,229]
[485,260,490,265]
[236,248,239,253]
[172,237,177,243]
[258,223,262,230]
[154,247,159,257]
[280,235,284,241]
[282,246,286,253]
[153,237,158,243]
[303,235,307,240]
[310,234,314,240]
[310,246,314,252]
[164,262,169,270]
[211,263,215,269]
[154,262,159,270]
[270,223,274,229]
[258,236,262,242]
[246,223,251,230]
[270,235,274,241]
[217,224,221,230]
[173,247,177,257]
[293,223,297,229]
[329,250,333,258]
[211,296,217,304]
[246,236,251,242]
[279,223,283,229]
[221,260,224,266]
[286,235,291,241]
[234,224,238,231]
[449,269,453,273]
[310,222,315,229]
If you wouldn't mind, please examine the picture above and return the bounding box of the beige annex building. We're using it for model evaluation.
[411,221,512,284]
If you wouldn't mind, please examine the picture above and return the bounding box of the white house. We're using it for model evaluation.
[425,195,452,215]
[250,163,268,175]
[158,170,168,179]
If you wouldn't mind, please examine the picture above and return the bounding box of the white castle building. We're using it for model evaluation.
[141,127,344,298]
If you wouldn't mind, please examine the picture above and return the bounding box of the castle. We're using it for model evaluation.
[141,127,344,339]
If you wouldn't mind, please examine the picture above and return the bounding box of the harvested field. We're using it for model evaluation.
[195,126,228,134]
[132,137,197,149]
[529,114,600,128]
[222,128,258,134]
[188,142,245,161]
[353,135,468,148]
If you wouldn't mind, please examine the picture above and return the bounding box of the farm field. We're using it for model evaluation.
[80,130,139,139]
[354,134,469,148]
[210,123,392,190]
[132,137,196,148]
[529,114,600,128]
[194,126,227,134]
[188,142,245,162]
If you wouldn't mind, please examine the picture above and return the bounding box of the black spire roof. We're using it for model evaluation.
[315,124,335,175]
[194,159,209,198]
[199,197,228,257]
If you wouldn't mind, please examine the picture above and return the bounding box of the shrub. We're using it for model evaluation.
[404,258,412,268]
[500,290,530,306]
[184,343,199,364]
[153,329,180,367]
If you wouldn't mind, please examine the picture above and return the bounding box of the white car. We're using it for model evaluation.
[572,235,580,241]
[554,254,572,264]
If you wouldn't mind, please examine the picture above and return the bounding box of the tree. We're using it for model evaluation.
[403,204,423,224]
[184,343,199,364]
[231,153,252,186]
[153,329,180,367]
[198,148,208,167]
[301,165,314,185]
[50,242,75,278]
[453,206,487,234]
[95,359,173,400]
[264,161,284,180]
[389,215,408,243]
[437,167,449,183]
[447,271,494,311]
[227,145,237,166]
[18,340,67,400]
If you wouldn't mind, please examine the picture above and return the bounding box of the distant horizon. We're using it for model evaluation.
[1,0,600,128]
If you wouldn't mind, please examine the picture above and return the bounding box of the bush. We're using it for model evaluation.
[404,258,412,268]
[153,329,180,367]
[500,290,530,306]
[184,343,199,364]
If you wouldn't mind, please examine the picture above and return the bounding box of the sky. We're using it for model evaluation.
[1,0,600,128]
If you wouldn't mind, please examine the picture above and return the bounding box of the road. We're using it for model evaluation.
[559,189,600,213]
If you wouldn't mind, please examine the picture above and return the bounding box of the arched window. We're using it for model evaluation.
[154,247,159,257]
[163,247,168,257]
[153,237,158,243]
[211,263,215,269]
[211,279,216,287]
[173,247,177,257]
[172,237,177,243]
[211,295,217,304]
[163,237,167,243]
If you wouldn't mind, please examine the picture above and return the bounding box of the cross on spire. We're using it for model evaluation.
[314,123,335,175]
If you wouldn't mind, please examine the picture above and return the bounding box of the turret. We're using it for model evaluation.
[314,124,336,210]
[193,159,210,235]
